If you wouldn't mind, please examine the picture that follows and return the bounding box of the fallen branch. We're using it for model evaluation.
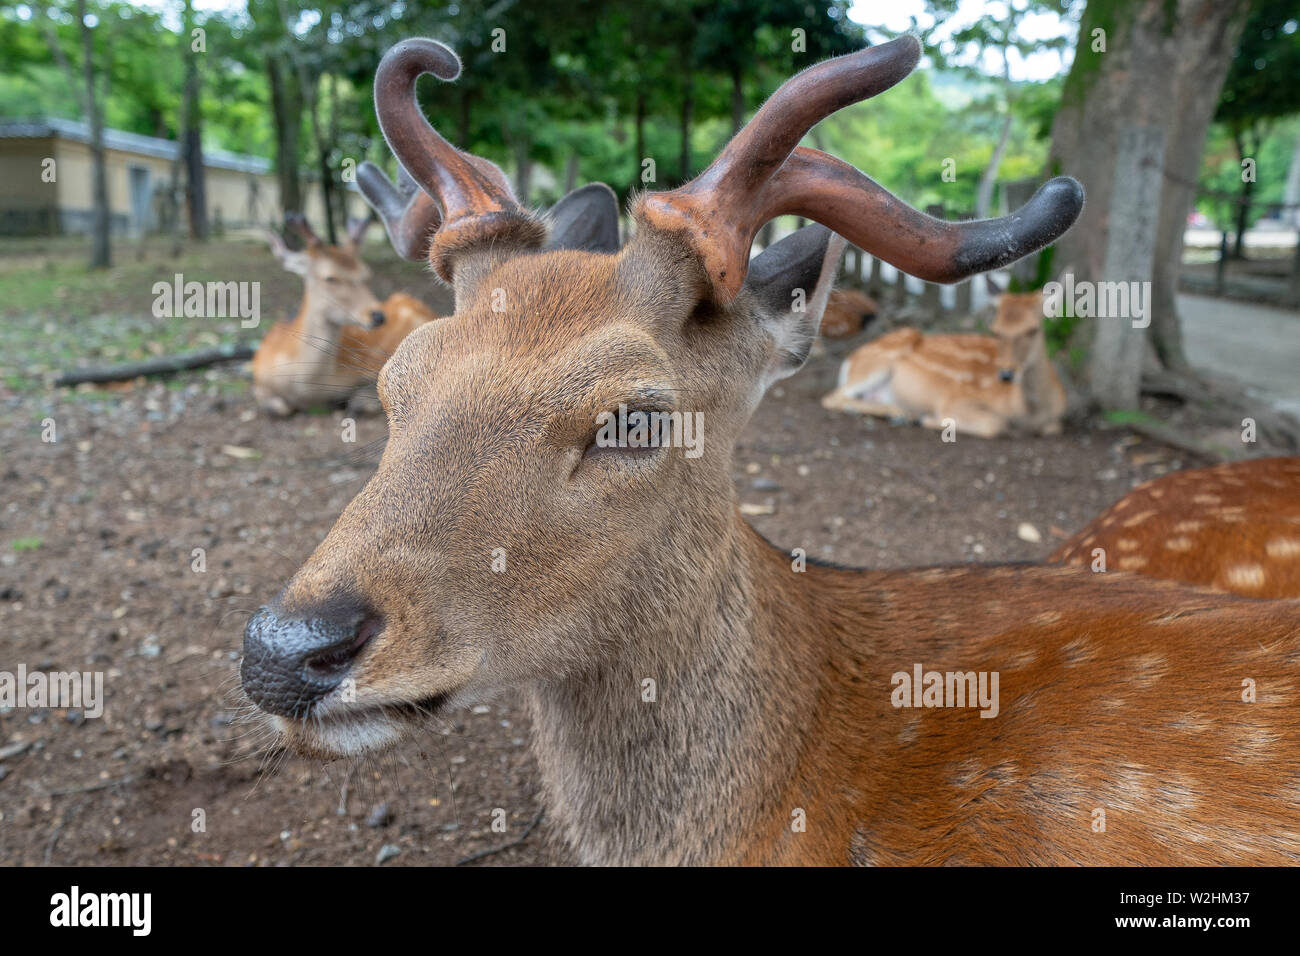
[46,774,138,797]
[455,807,545,866]
[54,343,255,386]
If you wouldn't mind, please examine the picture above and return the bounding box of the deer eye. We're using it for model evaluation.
[582,408,670,461]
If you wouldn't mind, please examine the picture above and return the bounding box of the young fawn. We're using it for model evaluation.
[251,215,436,416]
[821,290,1067,437]
[240,37,1300,865]
[1054,457,1300,598]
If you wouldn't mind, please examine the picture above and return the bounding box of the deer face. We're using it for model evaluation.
[307,248,385,330]
[268,217,386,330]
[240,36,1082,758]
[243,232,837,757]
[990,292,1048,382]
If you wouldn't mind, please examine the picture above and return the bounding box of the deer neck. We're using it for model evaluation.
[1017,339,1055,410]
[523,515,878,866]
[288,286,347,382]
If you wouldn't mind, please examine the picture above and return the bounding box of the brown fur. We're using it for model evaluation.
[819,288,879,338]
[822,291,1067,437]
[1052,457,1300,599]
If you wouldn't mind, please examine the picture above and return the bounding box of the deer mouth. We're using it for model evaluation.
[276,692,454,758]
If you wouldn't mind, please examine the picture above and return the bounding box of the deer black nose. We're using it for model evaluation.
[998,369,1015,382]
[241,606,378,718]
[369,309,386,328]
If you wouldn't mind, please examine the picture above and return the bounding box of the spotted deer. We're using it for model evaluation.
[240,37,1300,865]
[1053,457,1300,598]
[251,214,438,416]
[821,290,1067,437]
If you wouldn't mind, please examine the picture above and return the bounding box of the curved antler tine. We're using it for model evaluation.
[635,35,1084,301]
[755,149,1084,287]
[636,36,921,298]
[357,160,442,262]
[371,38,545,279]
[695,36,920,199]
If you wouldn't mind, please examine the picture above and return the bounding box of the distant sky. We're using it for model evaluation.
[849,0,1077,81]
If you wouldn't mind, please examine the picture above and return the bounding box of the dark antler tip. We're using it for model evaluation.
[886,34,924,62]
[1042,175,1086,213]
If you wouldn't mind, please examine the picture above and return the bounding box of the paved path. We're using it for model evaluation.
[1178,293,1300,418]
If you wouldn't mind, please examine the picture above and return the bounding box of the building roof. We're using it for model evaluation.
[0,117,272,175]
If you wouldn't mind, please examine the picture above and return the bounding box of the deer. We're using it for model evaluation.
[819,287,879,338]
[820,289,1067,437]
[251,214,438,416]
[239,36,1300,866]
[1052,457,1300,598]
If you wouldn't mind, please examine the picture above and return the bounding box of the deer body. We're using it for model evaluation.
[252,217,436,415]
[252,290,435,415]
[822,292,1066,437]
[239,37,1300,866]
[530,525,1300,865]
[1053,457,1300,598]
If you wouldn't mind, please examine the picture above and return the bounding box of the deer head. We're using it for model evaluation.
[241,36,1083,759]
[266,214,386,330]
[990,290,1050,383]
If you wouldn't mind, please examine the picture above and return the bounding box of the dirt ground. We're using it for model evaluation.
[0,307,1208,866]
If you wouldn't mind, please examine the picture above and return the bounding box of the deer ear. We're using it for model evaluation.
[746,225,846,383]
[267,230,311,276]
[545,183,621,253]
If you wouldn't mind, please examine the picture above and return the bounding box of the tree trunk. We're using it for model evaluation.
[514,138,533,206]
[313,73,337,244]
[182,0,207,241]
[730,63,744,136]
[1231,128,1257,260]
[1049,0,1251,408]
[77,0,110,268]
[1148,7,1244,372]
[975,113,1012,220]
[1089,124,1165,409]
[266,59,302,215]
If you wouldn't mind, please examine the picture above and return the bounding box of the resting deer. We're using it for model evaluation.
[820,288,879,338]
[251,214,437,416]
[821,290,1067,437]
[240,37,1300,865]
[1053,457,1300,598]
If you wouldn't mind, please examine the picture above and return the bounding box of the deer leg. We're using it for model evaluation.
[823,389,908,420]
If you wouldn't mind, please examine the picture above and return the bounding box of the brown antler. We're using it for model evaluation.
[360,38,545,280]
[636,36,1084,303]
[357,162,442,261]
[344,213,376,247]
[284,211,322,249]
